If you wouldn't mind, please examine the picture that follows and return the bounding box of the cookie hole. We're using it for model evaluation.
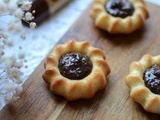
[58,52,93,80]
[105,0,135,18]
[143,64,160,95]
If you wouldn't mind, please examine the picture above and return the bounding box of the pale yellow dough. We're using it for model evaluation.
[43,39,110,101]
[125,54,160,114]
[90,0,149,34]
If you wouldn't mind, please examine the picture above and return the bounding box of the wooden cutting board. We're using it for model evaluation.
[1,2,160,120]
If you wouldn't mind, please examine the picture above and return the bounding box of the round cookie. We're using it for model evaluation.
[125,54,160,114]
[43,39,110,101]
[90,0,149,34]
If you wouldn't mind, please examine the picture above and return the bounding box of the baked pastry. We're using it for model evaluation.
[43,39,110,101]
[125,54,160,114]
[90,0,149,34]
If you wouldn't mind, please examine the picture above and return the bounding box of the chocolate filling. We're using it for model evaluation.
[58,52,93,80]
[143,64,160,94]
[105,0,134,18]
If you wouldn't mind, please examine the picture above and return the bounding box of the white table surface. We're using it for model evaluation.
[0,0,92,110]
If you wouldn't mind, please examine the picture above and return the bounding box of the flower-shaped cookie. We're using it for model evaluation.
[90,0,149,34]
[125,54,160,114]
[43,40,110,101]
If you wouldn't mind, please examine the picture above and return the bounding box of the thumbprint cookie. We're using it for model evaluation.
[43,39,110,101]
[125,54,160,114]
[90,0,149,34]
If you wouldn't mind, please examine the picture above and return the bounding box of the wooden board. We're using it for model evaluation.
[1,2,160,120]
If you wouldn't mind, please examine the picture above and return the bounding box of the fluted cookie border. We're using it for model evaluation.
[125,54,160,114]
[43,39,110,101]
[90,0,149,34]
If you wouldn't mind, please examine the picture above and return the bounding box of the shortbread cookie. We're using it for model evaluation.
[43,39,110,101]
[125,54,160,114]
[90,0,149,34]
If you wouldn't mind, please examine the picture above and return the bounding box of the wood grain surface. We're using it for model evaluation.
[1,2,160,120]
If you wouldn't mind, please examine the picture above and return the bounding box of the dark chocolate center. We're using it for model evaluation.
[143,64,160,95]
[105,0,134,18]
[58,52,93,80]
[22,0,50,26]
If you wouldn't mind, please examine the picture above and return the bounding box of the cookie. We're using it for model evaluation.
[125,54,160,114]
[90,0,149,34]
[43,39,110,101]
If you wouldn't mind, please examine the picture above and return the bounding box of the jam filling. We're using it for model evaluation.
[58,52,93,80]
[105,0,135,18]
[143,64,160,95]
